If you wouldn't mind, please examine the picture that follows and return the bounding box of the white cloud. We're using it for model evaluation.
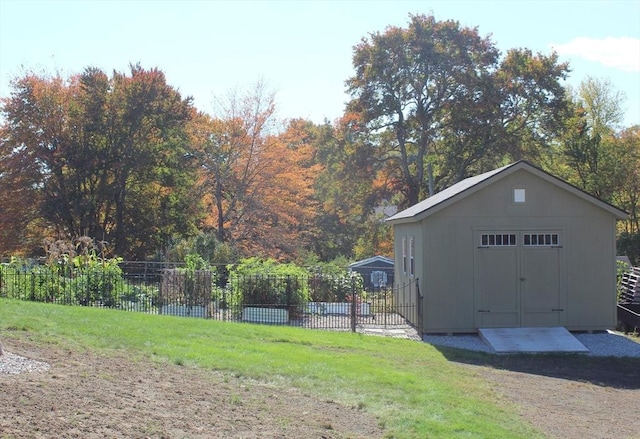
[552,37,640,72]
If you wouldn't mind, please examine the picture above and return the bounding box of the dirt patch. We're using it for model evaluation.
[0,335,383,439]
[444,350,640,439]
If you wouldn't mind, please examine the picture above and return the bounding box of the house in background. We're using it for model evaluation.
[386,160,627,334]
[349,256,394,291]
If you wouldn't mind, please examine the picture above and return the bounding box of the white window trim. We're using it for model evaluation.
[480,233,517,247]
[514,188,526,203]
[523,232,561,247]
[409,236,415,277]
[402,237,407,275]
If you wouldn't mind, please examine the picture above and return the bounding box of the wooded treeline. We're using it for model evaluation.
[1,15,638,263]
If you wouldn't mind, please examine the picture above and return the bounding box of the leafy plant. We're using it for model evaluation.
[228,258,310,311]
[618,231,640,266]
[68,253,125,307]
[119,284,159,312]
[307,268,365,303]
[0,258,72,303]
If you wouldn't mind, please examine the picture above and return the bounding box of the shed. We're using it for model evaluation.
[349,256,394,291]
[386,160,628,334]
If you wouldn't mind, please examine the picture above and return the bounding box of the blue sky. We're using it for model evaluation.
[1,0,639,127]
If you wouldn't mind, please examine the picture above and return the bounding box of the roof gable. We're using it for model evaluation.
[386,161,628,224]
[349,255,394,268]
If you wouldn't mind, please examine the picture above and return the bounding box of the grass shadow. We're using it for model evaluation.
[433,342,640,390]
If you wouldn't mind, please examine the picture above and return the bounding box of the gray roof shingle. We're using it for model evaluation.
[386,160,628,223]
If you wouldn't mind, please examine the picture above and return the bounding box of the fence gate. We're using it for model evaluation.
[354,278,421,336]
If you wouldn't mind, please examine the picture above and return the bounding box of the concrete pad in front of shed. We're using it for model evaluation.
[478,327,589,353]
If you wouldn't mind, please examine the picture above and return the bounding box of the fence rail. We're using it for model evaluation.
[0,265,421,335]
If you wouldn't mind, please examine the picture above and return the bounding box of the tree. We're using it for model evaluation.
[0,119,43,255]
[614,126,640,234]
[104,65,197,257]
[346,14,569,207]
[495,49,569,161]
[577,76,625,137]
[556,77,629,201]
[252,118,323,258]
[552,78,638,263]
[0,65,198,258]
[556,101,604,196]
[311,113,396,261]
[194,84,322,260]
[194,82,278,250]
[613,125,640,265]
[346,14,500,206]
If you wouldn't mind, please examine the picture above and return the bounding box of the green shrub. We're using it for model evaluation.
[119,283,159,312]
[1,253,127,307]
[307,272,364,302]
[307,261,366,302]
[228,258,310,309]
[617,231,640,266]
[68,253,125,307]
[0,258,73,303]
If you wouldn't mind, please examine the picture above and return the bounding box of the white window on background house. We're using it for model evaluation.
[402,237,407,274]
[409,236,415,277]
[370,270,388,288]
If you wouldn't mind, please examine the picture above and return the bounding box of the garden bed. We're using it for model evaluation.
[307,302,371,316]
[242,306,289,324]
[161,304,208,318]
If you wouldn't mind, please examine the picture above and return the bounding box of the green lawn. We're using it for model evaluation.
[0,299,542,439]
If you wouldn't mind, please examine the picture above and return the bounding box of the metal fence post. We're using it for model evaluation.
[30,272,36,301]
[351,277,357,333]
[416,278,423,336]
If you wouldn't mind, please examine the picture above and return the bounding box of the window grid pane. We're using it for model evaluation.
[523,233,560,247]
[409,237,415,276]
[481,233,517,247]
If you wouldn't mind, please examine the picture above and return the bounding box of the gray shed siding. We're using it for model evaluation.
[391,164,624,334]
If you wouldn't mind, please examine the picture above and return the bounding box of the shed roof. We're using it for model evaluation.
[386,160,628,224]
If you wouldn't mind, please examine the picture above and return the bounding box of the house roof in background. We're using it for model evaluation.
[349,255,394,268]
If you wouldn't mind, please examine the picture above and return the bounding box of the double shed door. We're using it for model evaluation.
[474,231,565,328]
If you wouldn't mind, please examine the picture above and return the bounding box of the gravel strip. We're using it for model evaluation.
[423,330,640,357]
[0,352,51,375]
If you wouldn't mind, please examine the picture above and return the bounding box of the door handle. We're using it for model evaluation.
[520,277,526,281]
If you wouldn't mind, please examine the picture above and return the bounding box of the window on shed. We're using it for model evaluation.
[402,237,407,274]
[514,188,526,203]
[409,236,415,276]
[481,233,517,247]
[523,232,560,247]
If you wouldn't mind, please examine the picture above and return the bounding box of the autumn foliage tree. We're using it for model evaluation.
[193,84,322,260]
[0,121,43,254]
[0,65,198,258]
